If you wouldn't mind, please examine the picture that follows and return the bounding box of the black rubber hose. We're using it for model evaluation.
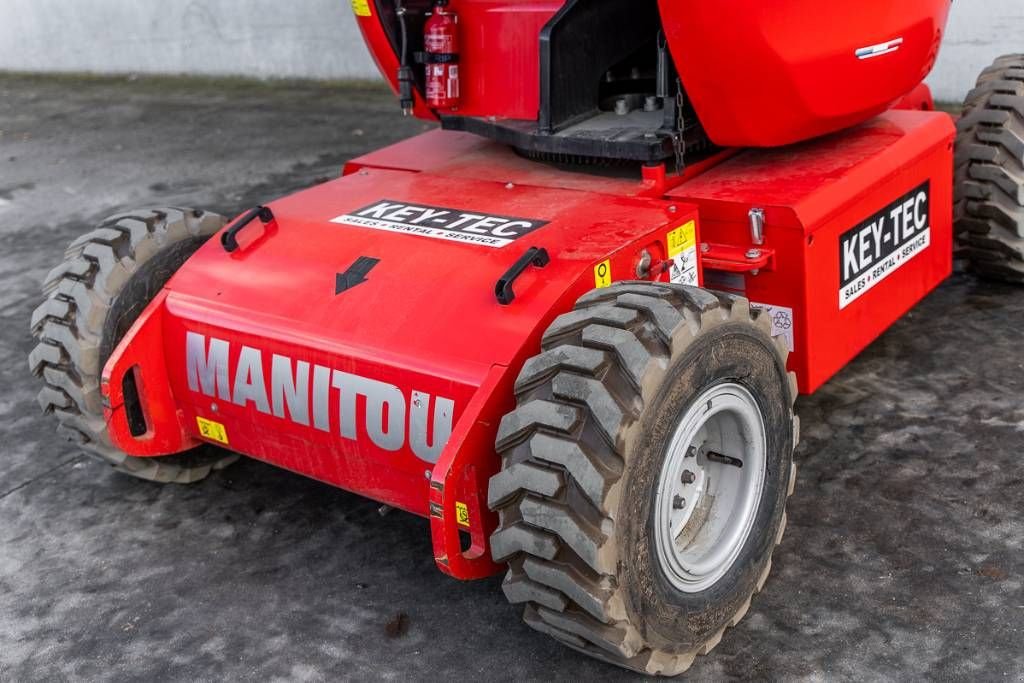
[396,1,414,114]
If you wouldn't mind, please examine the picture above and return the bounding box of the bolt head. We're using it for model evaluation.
[673,495,686,510]
[636,249,652,278]
[681,470,696,484]
[745,248,762,260]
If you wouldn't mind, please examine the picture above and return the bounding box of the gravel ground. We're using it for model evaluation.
[0,74,1021,682]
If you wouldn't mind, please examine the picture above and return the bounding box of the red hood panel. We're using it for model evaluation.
[165,168,677,382]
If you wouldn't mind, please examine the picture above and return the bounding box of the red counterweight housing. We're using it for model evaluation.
[354,0,952,161]
[659,0,953,147]
[423,0,460,110]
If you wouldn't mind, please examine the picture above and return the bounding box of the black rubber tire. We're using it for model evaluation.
[954,54,1024,283]
[28,208,239,484]
[488,282,798,676]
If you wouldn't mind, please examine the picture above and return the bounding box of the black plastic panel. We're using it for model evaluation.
[539,0,661,132]
[440,114,711,165]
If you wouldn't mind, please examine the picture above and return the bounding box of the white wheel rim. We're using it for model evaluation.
[653,382,767,593]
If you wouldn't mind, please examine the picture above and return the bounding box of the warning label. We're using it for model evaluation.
[456,501,471,527]
[594,259,612,288]
[839,182,931,309]
[750,302,795,352]
[667,221,699,286]
[332,200,548,248]
[196,416,229,445]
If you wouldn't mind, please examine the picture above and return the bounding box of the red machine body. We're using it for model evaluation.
[356,1,560,121]
[660,0,952,146]
[101,101,954,578]
[355,0,951,148]
[423,1,460,110]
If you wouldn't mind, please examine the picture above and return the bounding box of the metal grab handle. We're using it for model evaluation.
[495,247,550,305]
[221,205,274,253]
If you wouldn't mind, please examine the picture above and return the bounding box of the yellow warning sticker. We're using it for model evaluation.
[351,0,372,17]
[667,220,700,286]
[455,502,471,527]
[667,220,697,258]
[594,259,612,288]
[196,416,229,445]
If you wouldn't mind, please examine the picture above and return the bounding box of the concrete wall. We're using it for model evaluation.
[930,0,1022,101]
[0,0,1020,102]
[0,0,379,80]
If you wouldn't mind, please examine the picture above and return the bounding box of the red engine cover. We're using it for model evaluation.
[356,0,950,147]
[660,0,952,147]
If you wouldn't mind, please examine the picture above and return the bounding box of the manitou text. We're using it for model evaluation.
[185,332,456,463]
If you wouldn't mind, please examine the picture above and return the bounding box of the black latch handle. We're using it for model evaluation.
[495,247,550,305]
[221,205,274,253]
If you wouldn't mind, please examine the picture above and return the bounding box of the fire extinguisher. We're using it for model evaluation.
[423,0,460,110]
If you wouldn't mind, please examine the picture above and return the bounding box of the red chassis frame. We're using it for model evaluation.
[100,105,953,580]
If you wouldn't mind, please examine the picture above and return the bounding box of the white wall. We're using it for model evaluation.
[0,0,1019,102]
[0,0,378,80]
[931,0,1022,101]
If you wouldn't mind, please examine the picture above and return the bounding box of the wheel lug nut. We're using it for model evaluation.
[681,470,696,484]
[673,495,686,510]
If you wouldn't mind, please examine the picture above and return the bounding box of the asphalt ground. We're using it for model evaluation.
[0,74,1021,681]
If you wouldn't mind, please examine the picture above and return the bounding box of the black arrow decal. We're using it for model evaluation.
[335,256,380,295]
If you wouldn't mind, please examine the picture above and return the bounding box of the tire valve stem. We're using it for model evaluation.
[673,495,686,510]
